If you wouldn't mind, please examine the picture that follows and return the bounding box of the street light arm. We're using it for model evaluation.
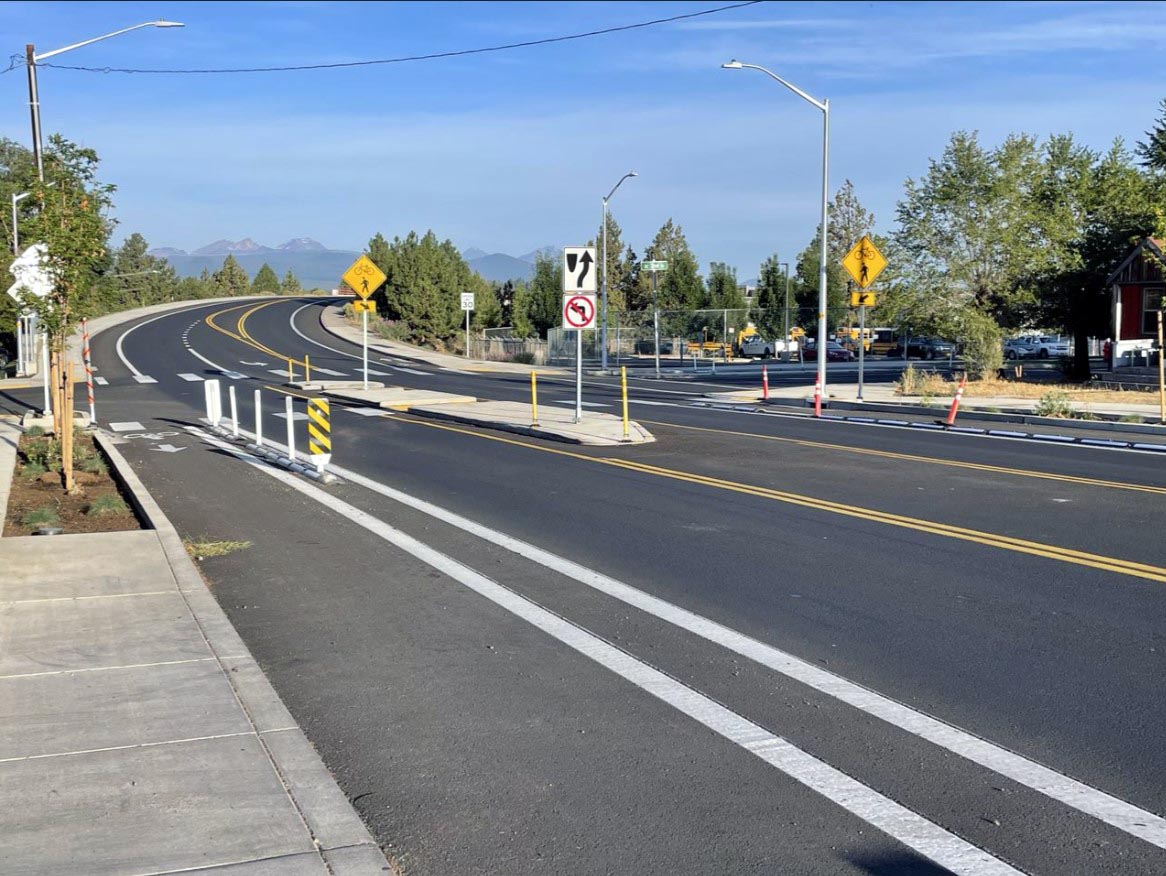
[604,171,638,204]
[722,60,826,112]
[34,20,184,61]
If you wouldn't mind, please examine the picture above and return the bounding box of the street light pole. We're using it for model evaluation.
[722,60,829,400]
[601,171,636,373]
[25,20,185,183]
[780,261,790,362]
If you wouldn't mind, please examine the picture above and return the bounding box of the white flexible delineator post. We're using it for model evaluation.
[254,389,263,447]
[228,385,238,437]
[285,395,296,462]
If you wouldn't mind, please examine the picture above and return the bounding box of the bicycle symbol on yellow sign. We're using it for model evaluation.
[842,235,886,289]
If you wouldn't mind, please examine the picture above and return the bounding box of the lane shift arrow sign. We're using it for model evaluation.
[152,444,186,453]
[576,251,592,288]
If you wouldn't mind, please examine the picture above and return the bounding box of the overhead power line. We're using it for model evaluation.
[32,1,763,75]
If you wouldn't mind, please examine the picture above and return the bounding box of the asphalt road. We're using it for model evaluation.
[12,297,1165,875]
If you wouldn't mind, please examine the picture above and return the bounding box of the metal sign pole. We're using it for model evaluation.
[858,304,866,402]
[653,270,660,379]
[575,327,583,423]
[362,308,369,390]
[465,309,471,359]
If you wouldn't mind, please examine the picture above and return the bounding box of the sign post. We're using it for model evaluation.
[843,236,886,403]
[641,260,668,379]
[461,292,475,359]
[563,247,597,422]
[342,254,387,390]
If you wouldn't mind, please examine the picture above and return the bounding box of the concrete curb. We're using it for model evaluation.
[93,431,387,874]
[399,404,654,446]
[0,418,18,534]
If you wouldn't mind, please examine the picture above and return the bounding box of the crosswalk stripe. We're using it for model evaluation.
[178,373,204,382]
[220,370,246,380]
[94,376,109,386]
[395,367,429,376]
[132,375,157,384]
[310,367,347,377]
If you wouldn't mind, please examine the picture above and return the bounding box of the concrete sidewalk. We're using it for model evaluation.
[0,418,388,876]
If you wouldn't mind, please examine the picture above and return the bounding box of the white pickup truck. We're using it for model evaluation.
[1004,335,1070,360]
[738,336,798,359]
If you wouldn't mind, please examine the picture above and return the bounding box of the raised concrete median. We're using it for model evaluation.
[325,387,654,445]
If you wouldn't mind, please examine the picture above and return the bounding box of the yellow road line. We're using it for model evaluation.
[204,300,303,367]
[638,419,1166,496]
[391,416,1166,584]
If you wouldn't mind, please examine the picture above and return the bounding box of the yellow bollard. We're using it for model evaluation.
[288,359,294,383]
[305,354,311,383]
[531,371,539,427]
[621,366,629,440]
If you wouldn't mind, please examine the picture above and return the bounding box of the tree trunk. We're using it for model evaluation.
[1071,324,1091,381]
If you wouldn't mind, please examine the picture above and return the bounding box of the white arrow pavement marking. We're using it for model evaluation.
[151,444,186,453]
[187,425,1022,876]
[240,360,268,366]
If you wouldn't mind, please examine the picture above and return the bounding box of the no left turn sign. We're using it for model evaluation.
[562,294,597,330]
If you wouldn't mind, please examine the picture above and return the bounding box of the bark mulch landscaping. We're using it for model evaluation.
[3,429,144,537]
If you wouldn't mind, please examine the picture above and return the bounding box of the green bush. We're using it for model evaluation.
[957,310,1003,379]
[374,319,412,343]
[22,506,61,528]
[512,351,536,365]
[85,494,129,517]
[1034,390,1076,418]
[79,455,108,475]
[20,461,47,480]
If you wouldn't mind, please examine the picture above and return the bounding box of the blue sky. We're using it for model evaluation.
[2,1,1164,276]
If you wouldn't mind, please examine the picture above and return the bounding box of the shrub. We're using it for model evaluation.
[85,494,129,517]
[20,461,47,480]
[1034,390,1076,418]
[512,351,536,365]
[79,455,108,475]
[958,310,1004,379]
[374,319,411,343]
[22,506,61,528]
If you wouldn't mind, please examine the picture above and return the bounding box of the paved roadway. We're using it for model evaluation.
[6,297,1165,875]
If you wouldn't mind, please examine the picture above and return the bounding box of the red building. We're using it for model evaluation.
[1107,237,1164,368]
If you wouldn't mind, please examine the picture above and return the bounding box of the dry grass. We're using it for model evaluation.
[183,538,252,560]
[894,368,1156,403]
[963,377,1155,402]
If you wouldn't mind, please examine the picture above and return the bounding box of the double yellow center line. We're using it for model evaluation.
[396,417,1166,584]
[205,300,304,368]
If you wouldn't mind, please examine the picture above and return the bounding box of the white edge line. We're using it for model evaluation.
[203,420,1166,848]
[114,303,224,379]
[187,426,1020,876]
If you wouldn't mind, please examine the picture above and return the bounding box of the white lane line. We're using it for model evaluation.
[310,367,348,377]
[395,367,430,376]
[178,373,204,382]
[548,400,610,408]
[94,376,109,386]
[220,370,246,380]
[115,308,195,379]
[110,422,144,432]
[628,399,677,407]
[316,454,1166,850]
[132,375,158,384]
[189,427,1021,876]
[187,346,237,378]
[365,368,393,376]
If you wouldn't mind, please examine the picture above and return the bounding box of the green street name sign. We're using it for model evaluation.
[642,260,668,272]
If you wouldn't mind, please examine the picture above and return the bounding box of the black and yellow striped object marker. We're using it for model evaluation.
[307,397,332,471]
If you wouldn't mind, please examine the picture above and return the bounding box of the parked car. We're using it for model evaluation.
[1004,334,1069,359]
[888,337,955,359]
[803,339,855,362]
[634,339,674,355]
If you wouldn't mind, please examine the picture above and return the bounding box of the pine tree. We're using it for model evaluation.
[753,255,788,340]
[1137,98,1166,171]
[251,263,280,295]
[527,252,562,338]
[705,262,744,310]
[212,255,250,297]
[511,280,534,338]
[280,269,303,295]
[639,220,703,312]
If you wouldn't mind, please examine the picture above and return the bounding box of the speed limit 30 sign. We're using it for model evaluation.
[562,294,597,330]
